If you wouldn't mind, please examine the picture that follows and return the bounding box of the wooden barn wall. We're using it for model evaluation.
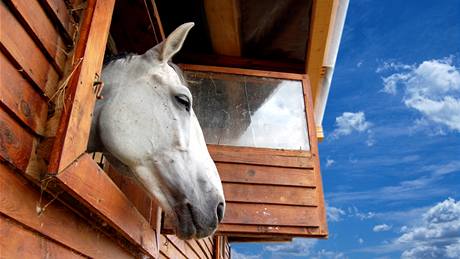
[0,0,135,258]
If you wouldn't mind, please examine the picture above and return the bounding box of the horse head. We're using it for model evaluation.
[88,23,225,239]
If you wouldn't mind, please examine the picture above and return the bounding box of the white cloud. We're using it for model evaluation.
[264,238,317,256]
[396,198,460,258]
[332,112,372,137]
[358,238,364,244]
[327,206,346,222]
[326,158,335,167]
[379,56,460,132]
[311,249,347,259]
[373,224,392,232]
[231,250,262,259]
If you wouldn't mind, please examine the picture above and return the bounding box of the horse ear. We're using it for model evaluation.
[159,22,194,62]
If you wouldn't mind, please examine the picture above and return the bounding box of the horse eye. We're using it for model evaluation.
[175,95,191,112]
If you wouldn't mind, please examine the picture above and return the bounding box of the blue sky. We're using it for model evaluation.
[232,0,460,258]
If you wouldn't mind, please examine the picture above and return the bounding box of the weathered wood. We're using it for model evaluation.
[5,0,68,74]
[223,183,317,206]
[217,224,324,237]
[49,0,114,174]
[56,154,159,257]
[38,0,76,44]
[222,203,320,226]
[0,52,48,135]
[0,216,85,259]
[0,163,133,258]
[181,64,307,80]
[208,145,314,169]
[0,109,34,172]
[217,162,316,187]
[204,0,241,56]
[302,76,328,236]
[0,1,60,97]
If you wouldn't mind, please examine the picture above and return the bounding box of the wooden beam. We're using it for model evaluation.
[305,0,337,114]
[56,154,159,258]
[204,0,241,56]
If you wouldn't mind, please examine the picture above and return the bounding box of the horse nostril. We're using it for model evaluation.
[216,202,224,223]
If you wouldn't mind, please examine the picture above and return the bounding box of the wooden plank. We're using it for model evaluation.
[162,235,199,259]
[39,0,76,44]
[0,1,59,97]
[181,64,307,80]
[305,0,336,106]
[106,164,152,222]
[0,52,48,135]
[221,203,320,226]
[186,239,209,259]
[0,108,34,172]
[204,0,241,56]
[56,154,159,257]
[159,235,187,259]
[0,163,133,258]
[217,163,316,187]
[208,145,314,169]
[177,53,305,74]
[5,0,68,74]
[49,0,114,174]
[302,77,328,236]
[217,224,324,238]
[200,237,214,258]
[0,216,85,259]
[223,183,317,206]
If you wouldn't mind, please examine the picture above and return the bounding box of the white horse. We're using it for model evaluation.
[87,23,225,239]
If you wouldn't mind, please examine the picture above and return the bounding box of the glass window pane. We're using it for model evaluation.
[185,70,310,150]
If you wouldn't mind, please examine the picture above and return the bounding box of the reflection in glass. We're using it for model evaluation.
[185,71,310,150]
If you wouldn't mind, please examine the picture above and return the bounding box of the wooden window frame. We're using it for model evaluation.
[46,0,160,257]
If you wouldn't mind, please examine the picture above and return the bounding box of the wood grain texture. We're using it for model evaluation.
[0,52,48,135]
[208,145,313,169]
[302,76,328,236]
[49,0,114,174]
[39,0,76,44]
[0,1,59,96]
[217,224,323,237]
[181,64,307,80]
[222,203,320,226]
[0,216,85,259]
[5,0,67,74]
[223,183,317,206]
[0,163,133,258]
[56,154,159,258]
[204,0,241,56]
[160,235,200,259]
[217,162,315,187]
[0,109,34,172]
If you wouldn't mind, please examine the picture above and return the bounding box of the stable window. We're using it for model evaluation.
[185,70,310,150]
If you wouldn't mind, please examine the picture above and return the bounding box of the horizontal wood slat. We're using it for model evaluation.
[0,163,133,258]
[5,0,67,74]
[217,162,315,187]
[0,109,34,172]
[0,52,48,135]
[0,2,59,97]
[208,145,314,169]
[217,224,324,237]
[56,154,158,258]
[223,183,317,206]
[0,216,85,259]
[222,203,320,226]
